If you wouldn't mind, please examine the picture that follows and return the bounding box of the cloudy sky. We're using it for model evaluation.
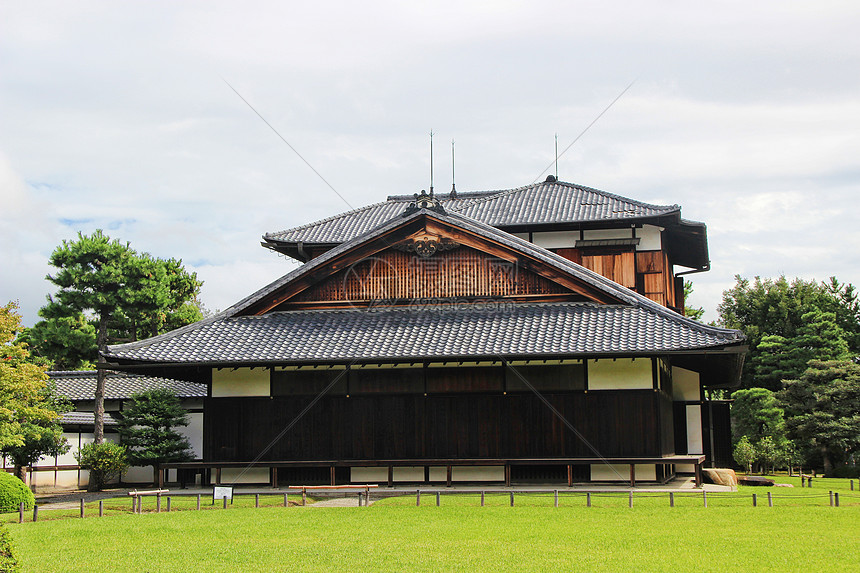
[2,1,859,326]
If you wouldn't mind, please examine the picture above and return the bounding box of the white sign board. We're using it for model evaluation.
[213,486,233,501]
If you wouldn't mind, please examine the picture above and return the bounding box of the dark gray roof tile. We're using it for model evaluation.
[49,371,207,401]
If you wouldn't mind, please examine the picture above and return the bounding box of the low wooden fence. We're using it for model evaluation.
[12,483,860,524]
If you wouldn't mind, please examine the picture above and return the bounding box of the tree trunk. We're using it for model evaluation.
[14,465,26,484]
[94,316,108,444]
[821,446,833,476]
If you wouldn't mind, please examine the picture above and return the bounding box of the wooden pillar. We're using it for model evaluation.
[504,464,511,487]
[629,464,635,488]
[330,465,336,487]
[388,466,394,488]
[424,466,430,484]
[158,467,165,489]
[694,462,702,488]
[216,467,222,486]
[271,467,278,488]
[567,465,573,488]
[446,465,452,488]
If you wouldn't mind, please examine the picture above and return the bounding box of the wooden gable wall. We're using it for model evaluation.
[283,246,574,309]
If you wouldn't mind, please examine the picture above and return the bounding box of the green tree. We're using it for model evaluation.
[756,435,781,474]
[733,435,756,474]
[682,280,705,321]
[730,387,786,445]
[0,381,71,482]
[0,302,65,471]
[17,305,97,371]
[779,360,860,475]
[44,230,202,441]
[75,442,129,491]
[117,389,194,485]
[718,275,860,389]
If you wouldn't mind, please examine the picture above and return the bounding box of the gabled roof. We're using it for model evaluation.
[49,370,207,401]
[105,205,743,370]
[262,179,693,261]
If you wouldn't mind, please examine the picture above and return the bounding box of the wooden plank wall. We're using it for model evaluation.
[204,390,667,462]
[555,248,677,310]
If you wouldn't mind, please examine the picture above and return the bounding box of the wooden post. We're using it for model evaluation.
[222,496,227,509]
[283,493,288,507]
[436,491,440,507]
[215,467,222,486]
[629,464,635,488]
[767,492,772,507]
[80,498,85,518]
[480,491,485,507]
[702,491,707,508]
[586,492,591,508]
[166,497,171,512]
[416,490,420,506]
[829,491,834,507]
[695,462,702,488]
[510,491,514,507]
[132,495,136,512]
[18,502,23,523]
[388,466,394,488]
[365,486,370,507]
[446,465,452,488]
[271,467,278,488]
[800,476,805,487]
[752,493,757,507]
[835,492,840,507]
[850,479,854,491]
[669,492,674,507]
[567,465,573,488]
[33,505,38,522]
[255,494,260,508]
[554,490,559,508]
[157,493,162,513]
[808,476,813,487]
[158,467,164,489]
[505,465,511,487]
[302,488,307,507]
[330,465,336,487]
[197,494,201,511]
[628,491,633,508]
[358,493,362,507]
[99,500,104,517]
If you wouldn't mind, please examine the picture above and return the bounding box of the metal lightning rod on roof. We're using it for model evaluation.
[451,139,457,198]
[533,79,637,183]
[555,133,559,180]
[429,130,435,198]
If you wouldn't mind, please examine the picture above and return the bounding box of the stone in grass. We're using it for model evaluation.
[737,476,775,486]
[702,468,737,486]
[774,483,794,487]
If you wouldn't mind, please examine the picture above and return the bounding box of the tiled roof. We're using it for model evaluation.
[58,411,118,427]
[104,302,742,364]
[264,192,491,244]
[49,371,207,401]
[264,180,679,245]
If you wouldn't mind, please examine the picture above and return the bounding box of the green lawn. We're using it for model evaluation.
[6,477,860,572]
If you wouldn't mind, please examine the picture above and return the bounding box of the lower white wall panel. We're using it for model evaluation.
[590,464,657,482]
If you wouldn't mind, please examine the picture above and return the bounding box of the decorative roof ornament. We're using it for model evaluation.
[403,190,447,216]
[394,234,459,258]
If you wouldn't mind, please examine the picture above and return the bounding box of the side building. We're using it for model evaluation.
[102,181,745,487]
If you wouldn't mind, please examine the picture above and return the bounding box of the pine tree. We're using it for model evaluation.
[117,389,194,485]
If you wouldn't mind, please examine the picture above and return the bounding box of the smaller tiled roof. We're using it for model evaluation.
[264,180,680,246]
[49,371,207,401]
[58,411,118,427]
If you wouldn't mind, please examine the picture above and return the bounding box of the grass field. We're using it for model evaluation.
[6,475,860,572]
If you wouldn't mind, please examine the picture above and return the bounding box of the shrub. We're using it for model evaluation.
[75,442,129,491]
[0,472,34,514]
[830,465,859,479]
[0,525,19,572]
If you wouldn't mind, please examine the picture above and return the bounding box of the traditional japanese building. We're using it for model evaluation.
[103,177,745,486]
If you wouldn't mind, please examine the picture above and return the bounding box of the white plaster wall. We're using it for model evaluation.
[532,231,579,249]
[428,466,449,482]
[590,464,656,481]
[212,368,270,397]
[214,467,270,484]
[582,229,633,241]
[393,467,425,482]
[635,225,662,251]
[512,232,529,241]
[351,467,388,482]
[587,358,653,390]
[452,466,504,482]
[686,405,704,455]
[179,412,204,459]
[672,367,701,401]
